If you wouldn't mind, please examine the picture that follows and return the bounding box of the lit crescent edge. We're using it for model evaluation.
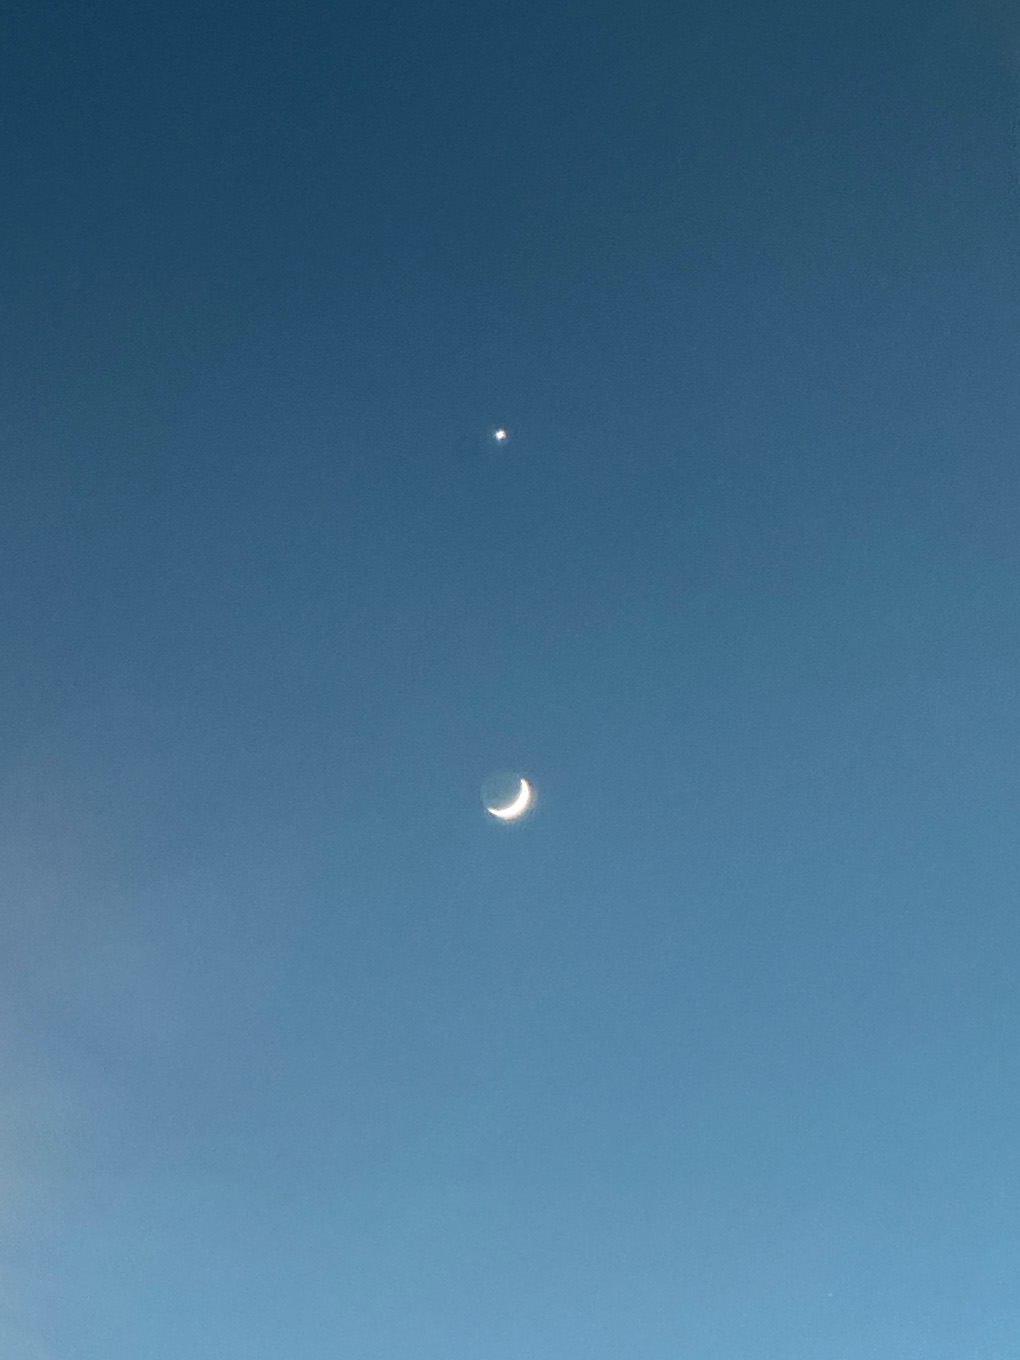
[486,778,531,820]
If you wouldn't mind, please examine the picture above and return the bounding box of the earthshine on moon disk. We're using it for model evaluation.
[486,777,531,820]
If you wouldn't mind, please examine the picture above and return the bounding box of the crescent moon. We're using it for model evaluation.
[486,778,531,820]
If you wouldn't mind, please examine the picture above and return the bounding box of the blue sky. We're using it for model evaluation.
[2,1,1020,1356]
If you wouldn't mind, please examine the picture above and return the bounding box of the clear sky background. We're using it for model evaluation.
[2,1,1020,1356]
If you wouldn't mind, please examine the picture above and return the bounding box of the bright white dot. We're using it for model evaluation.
[492,427,509,443]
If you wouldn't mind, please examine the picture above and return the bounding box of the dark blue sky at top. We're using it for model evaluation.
[2,2,1020,1357]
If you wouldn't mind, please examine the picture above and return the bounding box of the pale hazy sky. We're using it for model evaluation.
[3,2,1020,1356]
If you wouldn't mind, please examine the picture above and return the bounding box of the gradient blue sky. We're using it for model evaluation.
[3,1,1020,1356]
